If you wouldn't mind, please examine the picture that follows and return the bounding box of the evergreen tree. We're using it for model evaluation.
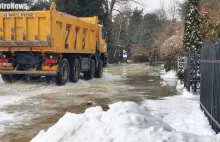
[54,0,79,16]
[178,0,202,81]
[54,0,105,21]
[183,0,202,52]
[77,0,105,22]
[127,9,143,44]
[140,13,160,46]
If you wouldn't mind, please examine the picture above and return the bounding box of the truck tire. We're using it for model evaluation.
[95,60,103,78]
[1,75,13,83]
[84,59,95,80]
[70,58,80,83]
[56,58,69,86]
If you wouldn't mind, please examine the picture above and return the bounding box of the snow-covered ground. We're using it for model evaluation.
[155,69,214,136]
[143,89,214,136]
[31,69,220,142]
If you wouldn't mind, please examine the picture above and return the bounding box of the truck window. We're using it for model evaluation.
[74,27,79,49]
[82,29,87,49]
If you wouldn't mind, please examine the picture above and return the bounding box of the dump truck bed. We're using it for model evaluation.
[0,3,99,54]
[0,10,52,53]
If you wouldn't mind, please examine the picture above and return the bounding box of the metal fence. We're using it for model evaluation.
[184,51,200,93]
[184,52,191,91]
[200,40,220,133]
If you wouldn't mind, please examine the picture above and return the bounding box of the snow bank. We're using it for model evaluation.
[143,90,215,137]
[32,102,220,142]
[160,70,177,80]
[176,80,184,90]
[181,89,195,98]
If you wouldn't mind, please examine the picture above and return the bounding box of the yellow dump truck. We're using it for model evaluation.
[0,2,108,85]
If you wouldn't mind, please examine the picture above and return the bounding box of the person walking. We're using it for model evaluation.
[148,55,155,66]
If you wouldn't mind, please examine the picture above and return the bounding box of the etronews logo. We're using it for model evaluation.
[0,2,28,10]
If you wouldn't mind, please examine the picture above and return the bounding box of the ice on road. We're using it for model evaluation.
[0,71,126,136]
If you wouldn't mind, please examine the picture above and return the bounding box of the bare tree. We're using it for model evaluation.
[168,0,178,21]
[103,0,143,32]
[159,0,167,20]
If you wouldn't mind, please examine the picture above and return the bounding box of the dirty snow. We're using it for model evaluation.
[143,89,215,137]
[160,70,177,80]
[101,72,122,81]
[159,70,177,87]
[31,101,220,142]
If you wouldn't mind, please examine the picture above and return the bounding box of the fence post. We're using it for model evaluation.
[194,51,198,93]
[211,51,215,128]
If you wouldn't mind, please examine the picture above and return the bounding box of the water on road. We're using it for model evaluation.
[0,63,177,142]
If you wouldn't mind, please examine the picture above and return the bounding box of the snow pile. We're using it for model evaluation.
[176,80,184,90]
[32,102,220,142]
[181,89,195,98]
[160,70,177,80]
[143,90,215,137]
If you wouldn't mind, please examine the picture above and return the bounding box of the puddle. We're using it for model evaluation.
[0,63,177,142]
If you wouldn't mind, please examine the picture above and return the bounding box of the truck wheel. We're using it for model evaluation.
[56,58,69,86]
[70,58,80,83]
[84,59,95,80]
[95,60,103,78]
[1,75,13,83]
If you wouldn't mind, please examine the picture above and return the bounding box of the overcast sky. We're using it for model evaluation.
[142,0,186,12]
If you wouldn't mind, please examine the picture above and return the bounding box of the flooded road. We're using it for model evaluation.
[0,63,177,142]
